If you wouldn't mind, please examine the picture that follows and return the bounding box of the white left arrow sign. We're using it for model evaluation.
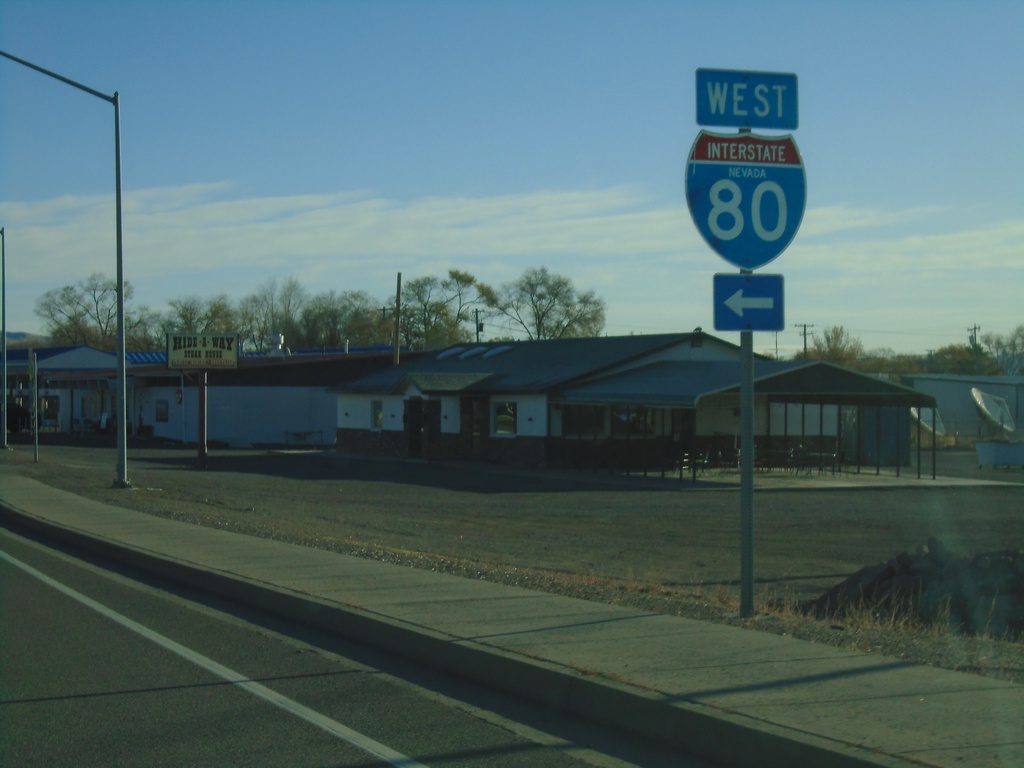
[724,289,774,317]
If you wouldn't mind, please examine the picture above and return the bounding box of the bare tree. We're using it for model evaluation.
[444,269,497,328]
[926,343,1001,375]
[277,277,307,343]
[298,289,388,348]
[126,305,165,351]
[487,267,605,340]
[799,325,865,366]
[34,272,136,349]
[162,294,236,335]
[236,293,272,353]
[402,276,467,349]
[399,269,496,348]
[236,277,306,352]
[982,325,1024,376]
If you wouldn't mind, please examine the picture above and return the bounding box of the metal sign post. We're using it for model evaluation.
[198,370,208,470]
[739,320,754,617]
[686,68,804,618]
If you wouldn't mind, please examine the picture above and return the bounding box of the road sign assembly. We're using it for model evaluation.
[686,67,803,619]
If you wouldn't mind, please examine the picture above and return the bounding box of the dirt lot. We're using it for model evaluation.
[4,435,1024,683]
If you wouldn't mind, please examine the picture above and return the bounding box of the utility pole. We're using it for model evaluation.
[794,323,815,356]
[392,272,402,365]
[967,324,980,347]
[474,308,483,343]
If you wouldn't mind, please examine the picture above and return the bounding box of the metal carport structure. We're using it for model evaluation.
[705,361,940,478]
[553,360,939,479]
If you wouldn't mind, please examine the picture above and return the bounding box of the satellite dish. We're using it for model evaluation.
[971,388,1016,434]
[910,407,947,436]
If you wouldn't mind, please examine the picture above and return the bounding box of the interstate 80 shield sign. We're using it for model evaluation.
[685,130,806,270]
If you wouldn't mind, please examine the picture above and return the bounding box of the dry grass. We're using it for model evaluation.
[4,439,1024,684]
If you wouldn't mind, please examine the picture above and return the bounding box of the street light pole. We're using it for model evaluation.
[1,226,7,450]
[1,49,130,486]
[112,91,129,487]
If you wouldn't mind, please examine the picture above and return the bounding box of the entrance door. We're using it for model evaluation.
[406,398,423,458]
[470,397,487,458]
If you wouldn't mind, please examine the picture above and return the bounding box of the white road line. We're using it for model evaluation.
[1,549,430,768]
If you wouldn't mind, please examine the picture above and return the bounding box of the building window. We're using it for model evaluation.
[563,405,607,438]
[371,399,383,430]
[611,405,651,439]
[493,401,517,435]
[155,400,169,423]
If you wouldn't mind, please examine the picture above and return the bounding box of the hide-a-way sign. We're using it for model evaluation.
[713,273,784,331]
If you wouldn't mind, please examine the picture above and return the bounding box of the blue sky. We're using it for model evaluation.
[1,0,1021,357]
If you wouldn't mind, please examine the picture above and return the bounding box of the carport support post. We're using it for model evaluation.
[916,416,922,479]
[931,409,937,479]
[31,350,39,463]
[739,326,755,618]
[197,370,208,469]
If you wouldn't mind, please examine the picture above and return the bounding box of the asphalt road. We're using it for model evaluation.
[0,526,711,768]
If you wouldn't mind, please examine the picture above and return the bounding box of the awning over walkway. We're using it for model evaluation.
[553,360,937,409]
[715,362,938,407]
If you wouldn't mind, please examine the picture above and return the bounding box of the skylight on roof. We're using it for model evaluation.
[436,347,467,360]
[482,345,512,359]
[458,347,487,359]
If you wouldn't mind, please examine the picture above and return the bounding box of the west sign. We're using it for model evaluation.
[696,68,798,130]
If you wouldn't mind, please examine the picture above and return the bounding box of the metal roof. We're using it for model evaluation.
[401,372,495,395]
[4,345,117,372]
[126,351,167,365]
[338,333,712,395]
[555,360,936,408]
[742,362,937,406]
[5,345,87,361]
[553,360,793,407]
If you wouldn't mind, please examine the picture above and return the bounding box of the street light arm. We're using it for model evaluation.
[0,49,115,104]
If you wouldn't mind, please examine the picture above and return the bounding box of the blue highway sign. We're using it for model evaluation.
[696,69,798,130]
[713,273,784,332]
[686,130,806,270]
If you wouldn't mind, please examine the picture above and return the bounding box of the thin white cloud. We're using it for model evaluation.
[798,204,951,239]
[2,184,1021,352]
[786,218,1024,275]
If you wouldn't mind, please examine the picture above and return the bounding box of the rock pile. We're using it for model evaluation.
[802,537,1024,639]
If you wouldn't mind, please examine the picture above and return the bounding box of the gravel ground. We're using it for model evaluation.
[4,435,1024,685]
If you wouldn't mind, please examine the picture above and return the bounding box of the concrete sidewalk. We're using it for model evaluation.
[1,467,1021,768]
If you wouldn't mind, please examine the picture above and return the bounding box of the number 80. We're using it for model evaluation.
[708,179,788,243]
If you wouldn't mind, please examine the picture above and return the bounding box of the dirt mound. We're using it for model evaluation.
[803,538,1024,639]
